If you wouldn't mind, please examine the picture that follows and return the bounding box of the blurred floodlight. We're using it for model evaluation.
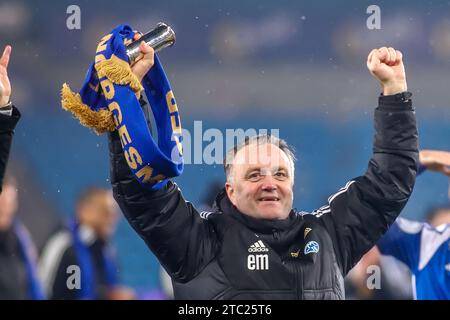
[211,13,302,62]
[0,2,31,36]
[333,13,424,63]
[430,19,450,63]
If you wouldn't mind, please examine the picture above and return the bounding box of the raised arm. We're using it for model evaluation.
[0,45,21,192]
[377,149,450,268]
[0,46,12,108]
[109,42,218,283]
[418,149,450,176]
[315,47,419,275]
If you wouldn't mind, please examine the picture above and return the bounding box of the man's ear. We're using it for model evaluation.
[225,182,235,205]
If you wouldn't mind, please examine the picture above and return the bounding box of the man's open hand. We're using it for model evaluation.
[0,45,12,107]
[367,47,407,96]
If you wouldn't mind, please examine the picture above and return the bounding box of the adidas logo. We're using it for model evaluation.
[248,240,269,253]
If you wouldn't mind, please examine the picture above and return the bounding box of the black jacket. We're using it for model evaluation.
[0,105,20,192]
[0,228,29,299]
[109,94,418,300]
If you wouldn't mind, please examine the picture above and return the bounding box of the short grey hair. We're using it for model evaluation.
[224,134,296,182]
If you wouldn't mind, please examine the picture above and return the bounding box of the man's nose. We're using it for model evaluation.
[260,175,277,191]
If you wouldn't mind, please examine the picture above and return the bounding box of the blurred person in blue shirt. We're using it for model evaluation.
[377,150,450,300]
[345,245,413,300]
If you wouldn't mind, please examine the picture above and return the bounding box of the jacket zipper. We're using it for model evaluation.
[273,228,303,299]
[295,260,303,299]
[284,260,301,299]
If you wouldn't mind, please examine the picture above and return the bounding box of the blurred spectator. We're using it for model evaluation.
[377,150,450,300]
[430,19,450,63]
[39,187,134,300]
[345,246,412,300]
[0,175,44,299]
[377,210,449,300]
[426,205,450,228]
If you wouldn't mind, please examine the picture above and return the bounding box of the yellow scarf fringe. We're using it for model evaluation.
[61,83,115,135]
[95,55,143,93]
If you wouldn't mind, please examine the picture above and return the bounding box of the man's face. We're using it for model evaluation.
[78,191,119,240]
[225,143,294,220]
[429,209,450,227]
[0,183,18,231]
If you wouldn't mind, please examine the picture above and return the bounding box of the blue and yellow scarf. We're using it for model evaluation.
[13,221,45,300]
[62,25,183,190]
[68,220,118,300]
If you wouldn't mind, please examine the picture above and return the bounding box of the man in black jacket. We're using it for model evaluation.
[0,176,44,299]
[109,45,418,299]
[0,45,20,193]
[0,46,42,300]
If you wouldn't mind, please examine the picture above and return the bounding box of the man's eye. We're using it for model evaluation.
[275,171,287,179]
[247,172,261,181]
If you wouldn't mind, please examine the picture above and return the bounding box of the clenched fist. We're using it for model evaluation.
[0,45,12,107]
[367,47,407,96]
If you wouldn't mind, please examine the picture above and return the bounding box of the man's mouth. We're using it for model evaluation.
[258,197,280,202]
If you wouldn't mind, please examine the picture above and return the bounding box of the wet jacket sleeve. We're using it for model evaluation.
[316,93,419,275]
[0,106,20,192]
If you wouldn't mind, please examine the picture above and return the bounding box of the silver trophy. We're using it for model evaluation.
[126,22,176,63]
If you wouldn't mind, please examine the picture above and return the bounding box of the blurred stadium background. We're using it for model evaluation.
[1,0,449,297]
